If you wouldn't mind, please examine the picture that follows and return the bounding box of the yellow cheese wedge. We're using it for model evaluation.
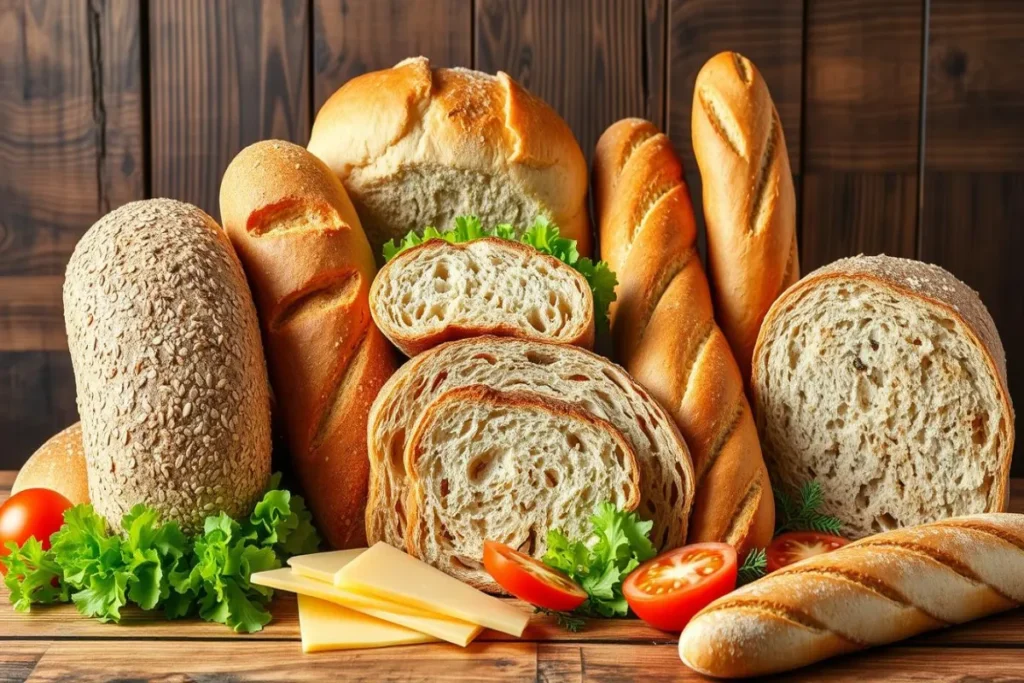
[251,568,482,646]
[335,542,530,637]
[298,594,434,653]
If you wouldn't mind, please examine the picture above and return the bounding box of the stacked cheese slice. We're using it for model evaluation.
[251,542,530,653]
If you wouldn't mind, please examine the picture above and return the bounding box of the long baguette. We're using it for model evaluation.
[691,51,799,382]
[679,513,1024,678]
[593,118,773,555]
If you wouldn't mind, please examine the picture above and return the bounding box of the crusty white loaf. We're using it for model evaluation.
[370,238,594,357]
[679,513,1024,678]
[366,337,694,562]
[752,255,1014,539]
[405,385,640,591]
[308,57,590,260]
[13,423,89,506]
[593,118,774,557]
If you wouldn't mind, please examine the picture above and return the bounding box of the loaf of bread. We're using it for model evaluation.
[220,140,396,549]
[367,337,695,570]
[12,423,89,505]
[405,385,640,591]
[307,57,590,259]
[64,199,272,531]
[752,255,1014,539]
[370,238,594,357]
[692,51,799,381]
[679,513,1024,677]
[593,118,774,556]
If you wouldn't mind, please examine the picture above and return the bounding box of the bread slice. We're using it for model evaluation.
[367,337,694,556]
[752,255,1014,539]
[370,238,594,357]
[404,385,640,591]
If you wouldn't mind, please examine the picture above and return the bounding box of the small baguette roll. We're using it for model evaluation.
[679,513,1024,678]
[13,423,89,505]
[692,51,799,382]
[370,238,594,357]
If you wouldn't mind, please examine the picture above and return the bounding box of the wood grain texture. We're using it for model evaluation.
[0,353,77,471]
[475,0,667,166]
[0,642,49,683]
[312,0,472,112]
[149,0,310,222]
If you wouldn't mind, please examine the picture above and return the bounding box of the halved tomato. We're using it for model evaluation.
[766,531,849,572]
[623,542,737,632]
[483,540,587,612]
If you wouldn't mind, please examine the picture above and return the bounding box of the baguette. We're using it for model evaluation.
[593,118,773,555]
[220,140,396,549]
[679,513,1024,678]
[692,51,799,382]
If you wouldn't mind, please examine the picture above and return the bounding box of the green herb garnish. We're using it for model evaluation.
[774,481,843,535]
[736,547,767,586]
[534,606,586,632]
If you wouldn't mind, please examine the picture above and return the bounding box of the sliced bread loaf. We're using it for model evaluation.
[405,385,640,590]
[367,337,694,561]
[370,238,594,357]
[752,255,1014,538]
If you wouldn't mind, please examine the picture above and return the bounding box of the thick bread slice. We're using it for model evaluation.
[752,255,1014,539]
[367,337,694,556]
[370,238,594,357]
[404,385,640,591]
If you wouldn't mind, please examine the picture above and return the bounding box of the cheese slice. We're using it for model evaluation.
[251,568,482,646]
[289,549,365,584]
[335,542,530,637]
[298,594,434,653]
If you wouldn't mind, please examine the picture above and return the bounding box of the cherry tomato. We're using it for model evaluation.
[0,488,72,572]
[766,531,850,572]
[483,540,588,612]
[623,542,737,632]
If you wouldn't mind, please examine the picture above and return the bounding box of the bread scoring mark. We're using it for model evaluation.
[617,126,660,177]
[676,321,717,419]
[698,86,747,159]
[702,598,862,643]
[246,199,341,236]
[309,329,369,454]
[931,520,1024,553]
[723,474,762,547]
[749,111,780,234]
[694,397,743,485]
[633,247,698,347]
[732,52,753,85]
[270,271,361,331]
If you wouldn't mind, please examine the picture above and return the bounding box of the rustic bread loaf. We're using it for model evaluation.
[13,423,89,505]
[404,385,640,591]
[64,199,272,531]
[220,140,396,549]
[370,238,594,357]
[679,513,1024,678]
[692,51,799,382]
[307,56,590,259]
[367,337,694,560]
[752,255,1014,539]
[593,118,774,556]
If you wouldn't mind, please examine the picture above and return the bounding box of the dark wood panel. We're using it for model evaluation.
[149,0,310,222]
[0,351,78,470]
[312,0,472,113]
[0,276,65,352]
[475,0,667,167]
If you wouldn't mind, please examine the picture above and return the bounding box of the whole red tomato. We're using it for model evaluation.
[0,488,73,571]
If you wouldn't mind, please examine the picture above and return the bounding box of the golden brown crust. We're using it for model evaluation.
[691,51,799,382]
[220,140,396,549]
[593,118,774,556]
[12,423,90,505]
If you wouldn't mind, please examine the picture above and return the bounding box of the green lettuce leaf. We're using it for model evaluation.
[1,538,66,611]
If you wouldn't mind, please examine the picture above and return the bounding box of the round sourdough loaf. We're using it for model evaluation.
[12,423,89,505]
[752,255,1014,539]
[64,199,272,531]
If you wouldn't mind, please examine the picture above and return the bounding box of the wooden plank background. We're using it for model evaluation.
[0,0,1021,474]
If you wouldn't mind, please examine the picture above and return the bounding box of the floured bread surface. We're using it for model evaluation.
[405,386,640,590]
[753,255,1013,539]
[367,337,694,555]
[371,238,594,357]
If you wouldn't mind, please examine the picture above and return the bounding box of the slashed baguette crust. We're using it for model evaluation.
[220,140,396,549]
[366,337,695,563]
[593,118,773,555]
[404,385,641,591]
[679,513,1024,678]
[370,238,594,357]
[692,51,799,382]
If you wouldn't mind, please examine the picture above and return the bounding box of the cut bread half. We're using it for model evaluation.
[367,337,694,563]
[752,255,1014,539]
[404,385,640,591]
[371,238,594,357]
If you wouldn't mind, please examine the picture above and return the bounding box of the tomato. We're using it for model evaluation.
[766,531,850,572]
[623,543,737,632]
[483,540,588,612]
[0,488,72,572]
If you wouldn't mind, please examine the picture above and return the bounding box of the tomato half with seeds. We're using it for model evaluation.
[483,540,588,612]
[766,531,850,572]
[623,543,737,632]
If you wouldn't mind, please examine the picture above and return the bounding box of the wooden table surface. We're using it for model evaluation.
[1,471,1022,682]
